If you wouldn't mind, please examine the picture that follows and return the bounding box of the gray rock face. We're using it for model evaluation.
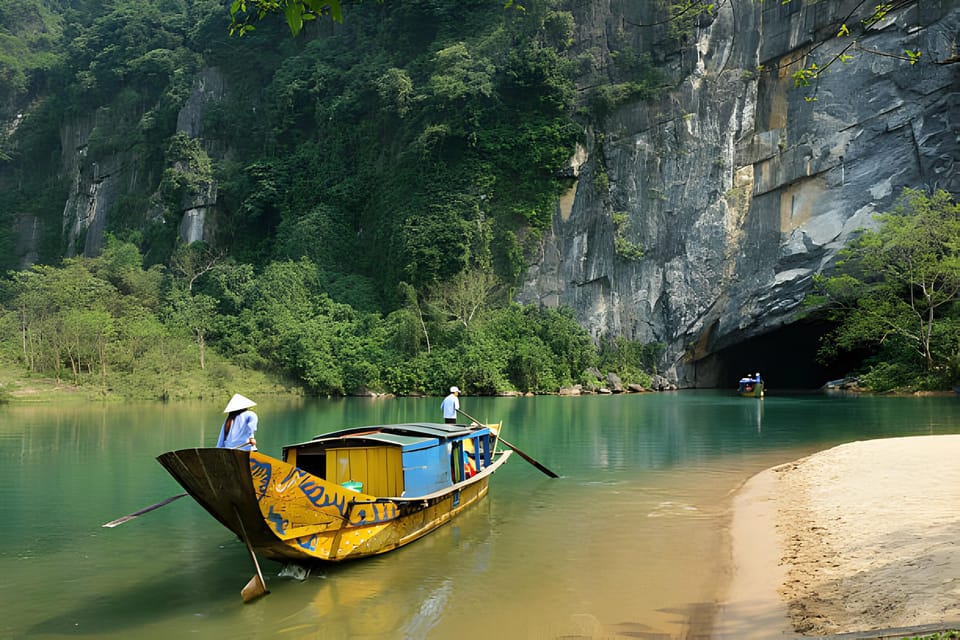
[60,117,141,258]
[517,0,960,387]
[176,68,225,139]
[58,68,225,258]
[174,67,225,246]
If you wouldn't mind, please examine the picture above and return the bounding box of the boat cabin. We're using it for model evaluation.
[281,422,497,498]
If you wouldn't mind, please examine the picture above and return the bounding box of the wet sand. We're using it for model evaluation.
[715,434,960,638]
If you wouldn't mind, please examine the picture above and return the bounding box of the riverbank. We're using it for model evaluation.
[0,359,294,403]
[716,435,960,639]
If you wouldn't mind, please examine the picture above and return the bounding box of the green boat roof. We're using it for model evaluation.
[316,422,476,440]
[284,422,487,451]
[325,432,434,450]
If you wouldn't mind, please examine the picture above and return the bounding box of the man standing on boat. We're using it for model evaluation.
[441,386,460,424]
[217,393,259,451]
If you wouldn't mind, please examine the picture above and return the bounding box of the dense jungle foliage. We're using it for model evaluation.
[0,235,664,399]
[0,0,671,399]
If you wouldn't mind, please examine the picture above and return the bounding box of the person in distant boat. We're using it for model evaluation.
[754,372,762,384]
[441,386,460,424]
[217,393,259,451]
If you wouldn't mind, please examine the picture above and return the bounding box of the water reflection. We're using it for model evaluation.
[744,398,763,434]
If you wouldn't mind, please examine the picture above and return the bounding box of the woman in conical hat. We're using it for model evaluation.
[217,393,259,451]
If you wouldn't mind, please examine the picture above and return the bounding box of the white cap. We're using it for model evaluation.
[450,386,460,393]
[223,393,257,413]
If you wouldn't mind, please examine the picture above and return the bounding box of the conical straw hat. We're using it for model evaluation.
[223,393,257,413]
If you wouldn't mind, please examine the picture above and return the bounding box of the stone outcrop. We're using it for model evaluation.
[58,67,226,258]
[60,117,133,258]
[175,68,225,245]
[517,0,959,387]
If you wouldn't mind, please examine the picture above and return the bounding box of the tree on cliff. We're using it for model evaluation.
[812,188,960,390]
[786,0,924,101]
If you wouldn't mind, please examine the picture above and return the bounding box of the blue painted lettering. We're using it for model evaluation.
[249,458,273,500]
[267,505,288,536]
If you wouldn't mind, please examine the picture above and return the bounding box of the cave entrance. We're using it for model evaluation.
[703,319,863,390]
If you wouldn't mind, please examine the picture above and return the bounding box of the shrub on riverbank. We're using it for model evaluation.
[0,238,660,400]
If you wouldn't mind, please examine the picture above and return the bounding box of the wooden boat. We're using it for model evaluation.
[738,375,764,397]
[156,422,511,571]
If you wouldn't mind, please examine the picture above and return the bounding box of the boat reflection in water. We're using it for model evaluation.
[272,492,496,638]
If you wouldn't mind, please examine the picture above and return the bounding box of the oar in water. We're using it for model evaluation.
[101,493,189,528]
[235,506,270,603]
[457,409,559,479]
[102,444,253,528]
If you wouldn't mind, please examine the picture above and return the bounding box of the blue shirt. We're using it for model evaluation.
[440,393,459,420]
[217,410,258,450]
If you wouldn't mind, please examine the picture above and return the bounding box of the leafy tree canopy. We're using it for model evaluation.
[812,188,960,391]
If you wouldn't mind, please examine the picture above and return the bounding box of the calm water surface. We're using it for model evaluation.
[2,392,959,639]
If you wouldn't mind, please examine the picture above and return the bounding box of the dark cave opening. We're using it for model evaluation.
[705,319,866,390]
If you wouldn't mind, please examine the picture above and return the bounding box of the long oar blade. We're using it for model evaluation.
[241,574,269,603]
[102,493,189,528]
[457,409,559,479]
[497,436,560,478]
[234,505,270,603]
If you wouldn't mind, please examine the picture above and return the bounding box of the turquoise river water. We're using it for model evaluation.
[2,391,959,639]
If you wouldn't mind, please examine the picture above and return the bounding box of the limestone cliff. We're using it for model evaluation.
[57,67,225,261]
[517,0,960,387]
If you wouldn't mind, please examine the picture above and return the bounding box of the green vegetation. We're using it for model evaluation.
[612,212,644,261]
[0,0,64,113]
[0,236,284,400]
[0,0,674,400]
[812,189,960,393]
[0,236,659,399]
[229,0,346,36]
[659,0,714,43]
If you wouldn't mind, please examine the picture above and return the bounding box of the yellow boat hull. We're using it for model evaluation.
[157,446,510,564]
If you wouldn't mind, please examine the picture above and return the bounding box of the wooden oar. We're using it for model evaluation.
[101,493,189,528]
[235,506,270,603]
[457,409,559,479]
[102,443,253,528]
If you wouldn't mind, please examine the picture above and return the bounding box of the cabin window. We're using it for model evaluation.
[292,451,327,478]
[477,434,491,469]
[463,433,493,473]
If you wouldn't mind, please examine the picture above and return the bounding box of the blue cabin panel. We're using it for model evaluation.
[401,443,451,496]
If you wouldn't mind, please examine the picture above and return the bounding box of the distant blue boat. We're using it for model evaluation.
[738,374,764,398]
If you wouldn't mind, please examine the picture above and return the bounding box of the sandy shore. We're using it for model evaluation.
[715,434,960,639]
